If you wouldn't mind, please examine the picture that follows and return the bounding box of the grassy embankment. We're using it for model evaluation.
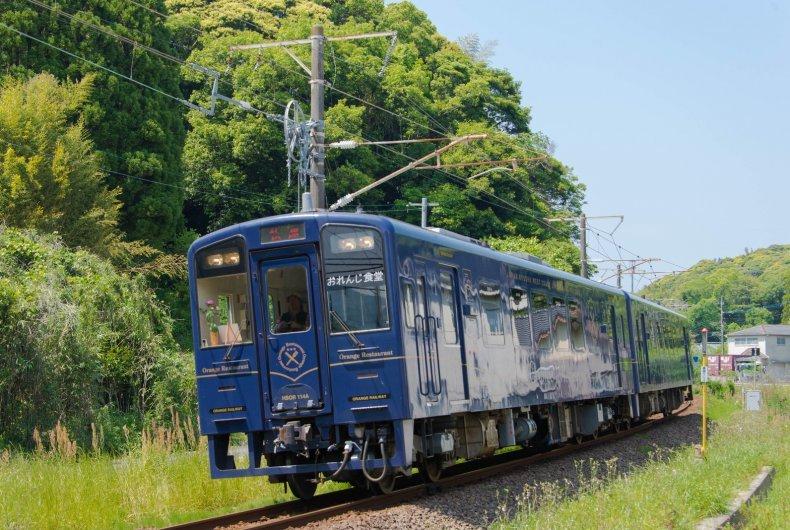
[0,423,346,529]
[495,384,788,530]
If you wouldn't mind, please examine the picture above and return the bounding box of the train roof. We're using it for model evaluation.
[188,211,684,318]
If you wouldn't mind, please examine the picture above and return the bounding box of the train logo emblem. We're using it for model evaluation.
[277,342,307,372]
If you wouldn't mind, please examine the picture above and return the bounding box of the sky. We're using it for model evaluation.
[411,0,789,289]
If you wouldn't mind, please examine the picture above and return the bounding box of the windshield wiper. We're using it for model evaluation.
[330,310,365,348]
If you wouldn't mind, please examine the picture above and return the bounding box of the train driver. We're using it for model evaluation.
[276,294,308,332]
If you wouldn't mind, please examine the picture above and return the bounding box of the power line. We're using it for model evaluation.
[0,21,198,109]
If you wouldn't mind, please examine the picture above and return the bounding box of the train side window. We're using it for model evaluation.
[439,271,458,344]
[530,292,552,350]
[568,300,585,351]
[551,297,570,350]
[400,279,415,329]
[510,287,532,347]
[479,283,505,345]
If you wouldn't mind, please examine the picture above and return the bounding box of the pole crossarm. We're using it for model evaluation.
[229,31,398,51]
[412,156,546,170]
[329,134,487,211]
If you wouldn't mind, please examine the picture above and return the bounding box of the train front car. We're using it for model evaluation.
[188,213,409,498]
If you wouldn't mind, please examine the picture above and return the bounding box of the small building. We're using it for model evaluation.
[727,324,790,381]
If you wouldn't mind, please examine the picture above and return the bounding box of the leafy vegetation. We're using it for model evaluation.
[0,0,188,249]
[639,245,789,337]
[169,0,584,238]
[0,227,193,451]
[0,73,123,256]
[487,234,590,275]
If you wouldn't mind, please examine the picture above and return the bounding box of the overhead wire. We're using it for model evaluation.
[21,0,289,113]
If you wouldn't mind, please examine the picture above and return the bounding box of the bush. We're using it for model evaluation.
[0,227,194,451]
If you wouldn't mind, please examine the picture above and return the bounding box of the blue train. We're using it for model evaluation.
[188,212,692,497]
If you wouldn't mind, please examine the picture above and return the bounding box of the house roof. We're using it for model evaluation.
[728,324,790,337]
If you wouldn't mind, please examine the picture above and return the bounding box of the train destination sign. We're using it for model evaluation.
[260,222,305,243]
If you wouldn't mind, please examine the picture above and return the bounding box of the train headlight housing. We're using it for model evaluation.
[203,250,241,268]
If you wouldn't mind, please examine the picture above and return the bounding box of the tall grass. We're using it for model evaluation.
[0,416,344,529]
[495,385,789,530]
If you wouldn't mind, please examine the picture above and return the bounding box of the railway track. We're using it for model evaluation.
[166,402,694,530]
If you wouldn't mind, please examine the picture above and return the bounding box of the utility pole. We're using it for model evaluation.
[407,197,439,228]
[545,214,622,280]
[230,28,397,211]
[719,296,724,355]
[309,25,326,209]
[579,213,588,279]
[616,263,622,288]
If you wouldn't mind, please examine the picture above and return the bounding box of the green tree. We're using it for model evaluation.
[641,245,788,329]
[487,235,590,275]
[169,0,584,241]
[0,1,187,248]
[744,306,773,326]
[0,227,193,451]
[687,298,721,338]
[0,74,122,256]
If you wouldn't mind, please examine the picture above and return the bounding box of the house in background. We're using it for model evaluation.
[727,324,790,381]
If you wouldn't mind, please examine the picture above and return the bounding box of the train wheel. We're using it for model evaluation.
[286,457,317,500]
[418,456,443,483]
[574,433,584,445]
[371,473,397,495]
[287,473,317,500]
[614,420,622,433]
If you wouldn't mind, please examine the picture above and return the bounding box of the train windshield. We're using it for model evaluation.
[321,225,390,333]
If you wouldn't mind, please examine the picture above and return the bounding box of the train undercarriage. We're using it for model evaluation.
[257,386,691,499]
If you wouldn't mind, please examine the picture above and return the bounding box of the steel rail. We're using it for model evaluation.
[166,401,694,530]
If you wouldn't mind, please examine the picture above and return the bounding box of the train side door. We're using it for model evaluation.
[433,265,469,402]
[257,253,327,413]
[413,260,441,399]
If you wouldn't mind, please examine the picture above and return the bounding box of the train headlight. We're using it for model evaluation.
[205,253,224,267]
[222,251,240,266]
[357,235,375,250]
[338,238,357,251]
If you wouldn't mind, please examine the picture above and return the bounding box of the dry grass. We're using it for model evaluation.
[0,413,345,529]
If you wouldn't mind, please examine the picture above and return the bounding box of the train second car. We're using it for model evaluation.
[188,212,692,497]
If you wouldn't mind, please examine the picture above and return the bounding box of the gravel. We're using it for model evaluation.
[300,403,701,530]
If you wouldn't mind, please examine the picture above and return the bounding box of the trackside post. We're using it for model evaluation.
[700,327,709,457]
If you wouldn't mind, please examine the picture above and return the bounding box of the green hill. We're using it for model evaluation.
[639,245,790,338]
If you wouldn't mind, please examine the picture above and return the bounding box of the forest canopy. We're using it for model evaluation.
[639,245,790,338]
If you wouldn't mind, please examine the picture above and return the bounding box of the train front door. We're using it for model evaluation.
[257,250,328,413]
[413,260,469,402]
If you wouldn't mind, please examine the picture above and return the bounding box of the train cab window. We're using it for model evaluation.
[439,271,458,344]
[510,288,532,347]
[321,226,390,333]
[479,283,505,345]
[531,292,552,350]
[195,239,252,348]
[568,300,585,351]
[551,297,570,350]
[266,265,311,334]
